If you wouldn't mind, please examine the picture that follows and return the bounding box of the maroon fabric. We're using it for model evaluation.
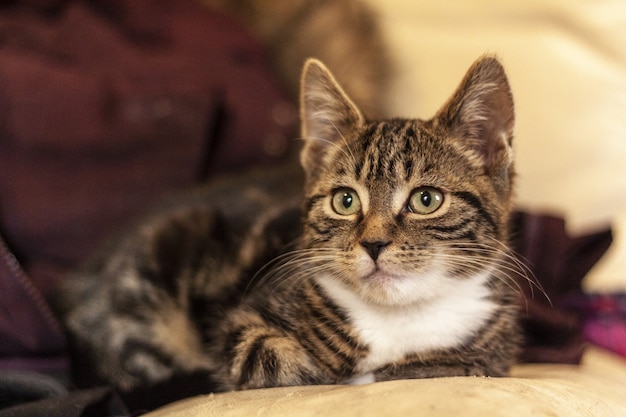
[0,0,296,371]
[511,212,613,364]
[0,235,65,367]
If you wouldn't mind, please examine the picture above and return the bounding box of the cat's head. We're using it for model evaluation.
[299,56,516,306]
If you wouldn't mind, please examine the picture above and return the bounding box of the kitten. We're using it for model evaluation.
[57,56,521,399]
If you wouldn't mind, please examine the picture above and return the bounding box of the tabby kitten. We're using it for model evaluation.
[58,56,521,398]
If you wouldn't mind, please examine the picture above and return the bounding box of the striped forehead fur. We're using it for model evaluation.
[320,118,484,191]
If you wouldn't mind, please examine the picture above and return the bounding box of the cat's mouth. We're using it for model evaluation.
[363,266,407,283]
[357,268,425,306]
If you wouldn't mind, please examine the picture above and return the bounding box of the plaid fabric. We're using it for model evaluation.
[568,294,626,357]
[579,293,626,357]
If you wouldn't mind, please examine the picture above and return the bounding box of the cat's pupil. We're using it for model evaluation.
[342,193,353,209]
[421,192,432,207]
[331,188,361,216]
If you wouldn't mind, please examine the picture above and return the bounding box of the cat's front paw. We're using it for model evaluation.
[227,328,322,389]
[346,372,376,385]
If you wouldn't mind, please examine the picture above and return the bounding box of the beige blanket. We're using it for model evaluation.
[146,348,626,417]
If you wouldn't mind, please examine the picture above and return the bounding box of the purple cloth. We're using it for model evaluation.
[566,293,626,357]
[511,212,613,364]
[0,0,296,374]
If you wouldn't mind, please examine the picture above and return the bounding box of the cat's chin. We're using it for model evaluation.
[361,278,430,307]
[352,267,445,307]
[363,271,413,293]
[317,267,453,308]
[360,264,499,309]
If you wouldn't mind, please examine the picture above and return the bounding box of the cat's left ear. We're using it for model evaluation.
[436,56,515,183]
[300,59,365,175]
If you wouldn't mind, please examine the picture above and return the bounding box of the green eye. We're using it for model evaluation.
[408,187,444,215]
[331,188,362,216]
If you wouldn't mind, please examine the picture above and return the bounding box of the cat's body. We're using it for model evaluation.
[57,56,522,402]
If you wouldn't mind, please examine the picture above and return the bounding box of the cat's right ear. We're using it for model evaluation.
[435,56,515,178]
[300,59,364,175]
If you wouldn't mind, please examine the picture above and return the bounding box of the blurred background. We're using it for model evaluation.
[367,0,626,292]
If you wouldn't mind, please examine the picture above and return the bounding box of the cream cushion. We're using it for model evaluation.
[146,348,626,417]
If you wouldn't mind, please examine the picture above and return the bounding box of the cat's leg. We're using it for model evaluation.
[374,361,491,381]
[372,350,512,382]
[65,281,215,392]
[62,207,230,392]
[346,373,376,385]
[216,308,327,390]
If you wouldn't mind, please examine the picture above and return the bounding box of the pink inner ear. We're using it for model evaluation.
[435,57,515,172]
[300,59,364,175]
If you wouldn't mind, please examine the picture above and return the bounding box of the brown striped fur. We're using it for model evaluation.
[57,56,522,401]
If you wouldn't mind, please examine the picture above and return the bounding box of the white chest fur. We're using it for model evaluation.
[316,272,497,374]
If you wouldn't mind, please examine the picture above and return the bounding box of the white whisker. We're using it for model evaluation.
[433,239,552,309]
[244,247,342,298]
